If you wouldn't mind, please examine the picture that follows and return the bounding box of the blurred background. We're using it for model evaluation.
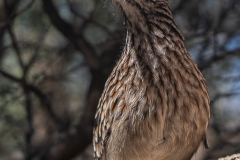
[0,0,240,159]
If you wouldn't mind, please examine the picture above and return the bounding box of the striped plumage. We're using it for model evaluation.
[93,0,210,159]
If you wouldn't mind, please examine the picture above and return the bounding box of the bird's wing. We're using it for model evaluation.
[93,53,141,159]
[93,65,135,159]
[93,100,111,159]
[93,72,121,159]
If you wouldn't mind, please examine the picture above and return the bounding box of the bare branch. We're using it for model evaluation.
[0,69,67,131]
[12,0,35,18]
[23,24,50,77]
[39,70,106,160]
[23,88,34,160]
[0,0,35,28]
[7,26,25,69]
[66,0,113,35]
[42,0,100,69]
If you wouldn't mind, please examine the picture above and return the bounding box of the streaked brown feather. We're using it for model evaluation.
[93,0,210,159]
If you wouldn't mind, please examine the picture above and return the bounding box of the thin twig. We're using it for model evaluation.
[67,0,113,34]
[11,0,36,18]
[0,0,35,28]
[0,69,67,131]
[23,24,50,77]
[7,26,25,69]
[23,88,34,160]
[42,0,100,69]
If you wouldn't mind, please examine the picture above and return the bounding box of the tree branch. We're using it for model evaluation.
[39,69,106,160]
[0,69,67,131]
[42,0,100,69]
[38,41,122,160]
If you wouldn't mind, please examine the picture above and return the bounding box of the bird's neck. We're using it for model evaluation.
[122,1,188,69]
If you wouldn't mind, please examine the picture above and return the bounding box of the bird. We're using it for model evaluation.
[93,0,210,159]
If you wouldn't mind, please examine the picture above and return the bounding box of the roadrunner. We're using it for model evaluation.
[93,0,210,159]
